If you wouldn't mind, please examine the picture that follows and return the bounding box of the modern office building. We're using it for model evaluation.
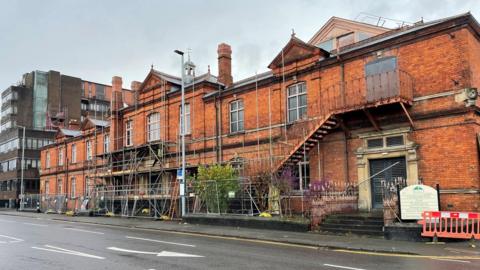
[0,70,134,207]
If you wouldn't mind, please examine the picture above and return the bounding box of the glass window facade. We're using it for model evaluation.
[33,71,48,129]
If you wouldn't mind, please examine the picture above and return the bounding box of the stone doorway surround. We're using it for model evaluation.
[355,127,419,211]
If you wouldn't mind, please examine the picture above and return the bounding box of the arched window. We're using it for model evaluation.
[287,82,307,123]
[230,100,244,133]
[147,113,161,142]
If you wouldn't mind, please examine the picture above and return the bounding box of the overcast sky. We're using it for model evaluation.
[0,0,478,88]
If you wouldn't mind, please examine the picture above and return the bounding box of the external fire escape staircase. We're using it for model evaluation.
[275,113,338,173]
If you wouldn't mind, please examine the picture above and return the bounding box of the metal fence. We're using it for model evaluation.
[42,194,68,213]
[88,184,177,219]
[186,178,261,216]
[21,194,41,212]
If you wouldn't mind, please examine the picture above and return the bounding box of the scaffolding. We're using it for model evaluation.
[40,53,414,220]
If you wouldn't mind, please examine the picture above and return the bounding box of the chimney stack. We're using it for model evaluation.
[130,81,141,91]
[111,76,123,112]
[217,43,233,87]
[110,76,123,152]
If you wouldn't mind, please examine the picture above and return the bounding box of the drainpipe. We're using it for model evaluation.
[340,64,349,184]
[214,96,220,163]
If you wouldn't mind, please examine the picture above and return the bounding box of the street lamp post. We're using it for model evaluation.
[174,49,186,217]
[18,125,26,211]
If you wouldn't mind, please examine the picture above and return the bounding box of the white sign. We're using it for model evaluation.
[400,184,438,220]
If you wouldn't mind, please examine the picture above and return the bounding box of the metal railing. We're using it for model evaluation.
[316,69,414,117]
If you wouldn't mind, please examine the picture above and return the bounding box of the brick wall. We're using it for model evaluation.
[39,15,480,212]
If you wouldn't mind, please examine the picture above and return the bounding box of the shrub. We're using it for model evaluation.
[191,164,239,214]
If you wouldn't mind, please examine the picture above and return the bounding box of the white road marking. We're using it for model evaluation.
[31,245,105,260]
[324,264,366,270]
[64,227,105,235]
[107,247,203,258]
[0,235,24,243]
[157,251,203,258]
[433,258,471,263]
[23,222,47,227]
[126,236,195,247]
[108,247,158,255]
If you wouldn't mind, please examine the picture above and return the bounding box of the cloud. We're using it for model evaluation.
[0,0,478,88]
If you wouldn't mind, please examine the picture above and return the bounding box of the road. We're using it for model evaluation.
[0,215,475,270]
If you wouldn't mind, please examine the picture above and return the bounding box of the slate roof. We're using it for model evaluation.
[89,118,109,128]
[333,12,474,55]
[59,128,81,137]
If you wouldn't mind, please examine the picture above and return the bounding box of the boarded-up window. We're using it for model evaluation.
[365,57,398,102]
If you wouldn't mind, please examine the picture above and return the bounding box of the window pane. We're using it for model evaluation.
[317,39,333,51]
[231,123,237,133]
[288,97,297,108]
[367,138,383,148]
[230,102,237,111]
[299,94,307,106]
[238,110,244,121]
[299,107,307,118]
[298,83,306,93]
[386,136,404,147]
[288,87,297,96]
[231,111,237,122]
[289,110,297,122]
[238,121,244,131]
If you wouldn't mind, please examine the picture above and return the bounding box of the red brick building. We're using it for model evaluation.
[40,13,480,214]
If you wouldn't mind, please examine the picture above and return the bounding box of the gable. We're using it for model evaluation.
[308,17,388,47]
[268,36,327,70]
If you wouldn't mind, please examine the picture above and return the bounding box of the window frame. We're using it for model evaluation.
[70,177,76,198]
[46,151,51,168]
[287,82,307,123]
[147,112,161,142]
[86,140,92,161]
[103,134,110,153]
[44,180,49,194]
[125,120,133,146]
[229,99,244,133]
[71,144,77,163]
[57,179,63,194]
[179,103,191,135]
[58,147,64,166]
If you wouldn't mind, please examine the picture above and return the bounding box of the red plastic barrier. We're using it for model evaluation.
[420,211,480,240]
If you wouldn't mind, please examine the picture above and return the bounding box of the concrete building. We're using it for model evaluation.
[40,13,480,217]
[0,70,134,207]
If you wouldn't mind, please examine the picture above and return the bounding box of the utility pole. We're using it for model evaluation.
[19,125,26,211]
[174,49,186,217]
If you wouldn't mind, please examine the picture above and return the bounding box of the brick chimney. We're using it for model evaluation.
[110,76,123,151]
[130,81,141,91]
[111,76,123,112]
[217,43,233,87]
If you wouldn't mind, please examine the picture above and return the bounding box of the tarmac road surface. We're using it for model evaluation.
[0,214,476,270]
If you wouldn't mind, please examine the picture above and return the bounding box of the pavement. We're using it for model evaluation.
[0,211,478,270]
[0,210,478,257]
